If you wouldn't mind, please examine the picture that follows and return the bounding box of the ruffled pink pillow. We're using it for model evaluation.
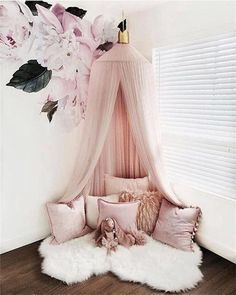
[47,196,86,244]
[152,199,201,251]
[97,199,140,233]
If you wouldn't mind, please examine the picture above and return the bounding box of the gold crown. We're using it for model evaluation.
[118,13,129,44]
[118,30,129,44]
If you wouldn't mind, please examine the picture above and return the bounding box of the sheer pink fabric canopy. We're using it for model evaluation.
[61,44,181,205]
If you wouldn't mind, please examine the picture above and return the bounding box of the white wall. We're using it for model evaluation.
[128,0,236,262]
[129,0,236,60]
[0,60,81,253]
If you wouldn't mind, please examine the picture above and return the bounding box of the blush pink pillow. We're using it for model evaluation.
[105,174,149,195]
[86,194,119,229]
[47,196,86,244]
[152,199,201,251]
[97,199,140,233]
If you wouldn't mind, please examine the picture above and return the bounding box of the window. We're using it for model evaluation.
[153,32,236,199]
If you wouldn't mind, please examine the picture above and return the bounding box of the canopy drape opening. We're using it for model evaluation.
[61,44,181,205]
[90,86,147,196]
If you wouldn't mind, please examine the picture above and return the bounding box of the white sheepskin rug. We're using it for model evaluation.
[39,232,203,292]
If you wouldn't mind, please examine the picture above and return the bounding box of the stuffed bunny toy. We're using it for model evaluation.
[95,217,146,253]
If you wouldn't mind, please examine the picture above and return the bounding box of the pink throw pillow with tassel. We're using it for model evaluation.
[152,199,201,251]
[47,196,86,244]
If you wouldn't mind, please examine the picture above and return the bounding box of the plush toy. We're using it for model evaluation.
[95,217,146,253]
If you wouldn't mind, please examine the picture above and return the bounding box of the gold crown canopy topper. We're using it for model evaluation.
[118,17,129,44]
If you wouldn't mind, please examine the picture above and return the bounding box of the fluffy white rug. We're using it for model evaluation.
[39,232,203,292]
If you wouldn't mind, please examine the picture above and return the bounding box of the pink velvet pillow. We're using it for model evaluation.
[47,196,86,244]
[105,174,149,195]
[86,194,119,229]
[152,199,201,251]
[97,199,140,233]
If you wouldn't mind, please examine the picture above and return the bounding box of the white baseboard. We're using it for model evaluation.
[196,233,236,264]
[0,227,50,254]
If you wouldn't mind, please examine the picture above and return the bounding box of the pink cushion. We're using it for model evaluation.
[97,199,140,233]
[119,191,163,235]
[47,196,86,244]
[105,174,149,195]
[86,194,120,229]
[152,199,201,251]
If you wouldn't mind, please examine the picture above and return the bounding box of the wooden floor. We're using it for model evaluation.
[1,241,235,295]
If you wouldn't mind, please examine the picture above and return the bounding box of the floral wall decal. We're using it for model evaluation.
[1,1,118,125]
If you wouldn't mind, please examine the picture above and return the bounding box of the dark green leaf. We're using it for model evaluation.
[6,60,52,93]
[97,42,113,52]
[25,1,52,16]
[65,7,87,18]
[118,19,126,32]
[41,100,58,113]
[47,106,58,122]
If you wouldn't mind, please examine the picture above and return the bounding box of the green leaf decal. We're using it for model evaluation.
[65,7,87,18]
[25,1,52,16]
[6,60,52,93]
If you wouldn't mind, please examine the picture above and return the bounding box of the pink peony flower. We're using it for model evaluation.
[0,1,32,61]
[92,15,118,45]
[34,4,94,80]
[34,3,117,128]
[34,4,117,80]
[2,2,118,128]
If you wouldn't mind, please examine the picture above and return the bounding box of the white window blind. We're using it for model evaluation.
[153,32,236,199]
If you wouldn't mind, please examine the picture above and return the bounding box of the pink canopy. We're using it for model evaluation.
[61,43,181,205]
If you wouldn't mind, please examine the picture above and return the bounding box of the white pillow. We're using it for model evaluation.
[105,174,149,195]
[86,194,119,229]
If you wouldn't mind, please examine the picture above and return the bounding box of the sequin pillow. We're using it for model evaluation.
[105,174,149,195]
[97,199,140,233]
[47,196,86,244]
[152,199,201,251]
[119,191,163,235]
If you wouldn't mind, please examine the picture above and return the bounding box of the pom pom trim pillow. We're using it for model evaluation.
[105,174,149,195]
[152,199,201,251]
[119,191,163,235]
[47,196,86,244]
[86,194,119,229]
[97,199,140,233]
